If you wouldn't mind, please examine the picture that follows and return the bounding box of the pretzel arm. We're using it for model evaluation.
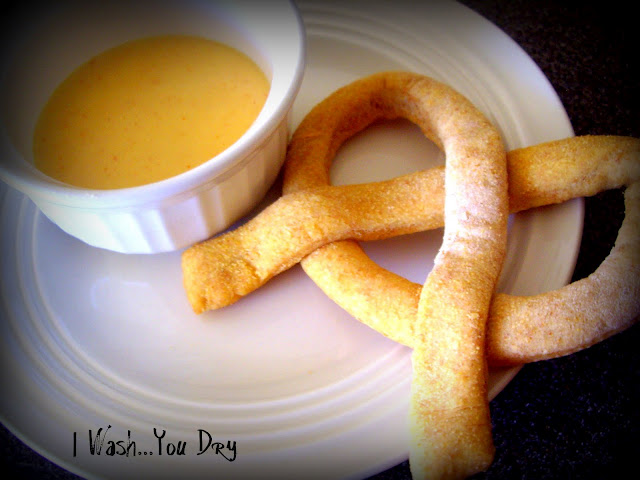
[182,169,445,313]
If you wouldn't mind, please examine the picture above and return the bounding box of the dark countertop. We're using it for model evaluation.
[1,1,638,479]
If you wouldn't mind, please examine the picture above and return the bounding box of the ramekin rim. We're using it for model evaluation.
[0,0,306,210]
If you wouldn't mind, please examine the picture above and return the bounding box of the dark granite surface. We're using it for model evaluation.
[1,1,638,479]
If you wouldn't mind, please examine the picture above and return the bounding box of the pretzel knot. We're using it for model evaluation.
[182,72,640,479]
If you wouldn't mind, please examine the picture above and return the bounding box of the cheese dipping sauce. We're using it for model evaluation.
[33,35,270,189]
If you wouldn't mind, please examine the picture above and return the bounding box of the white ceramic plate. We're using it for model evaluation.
[0,1,582,479]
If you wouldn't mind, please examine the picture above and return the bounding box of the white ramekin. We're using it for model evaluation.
[0,0,305,253]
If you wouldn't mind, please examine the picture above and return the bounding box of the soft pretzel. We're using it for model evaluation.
[181,72,640,478]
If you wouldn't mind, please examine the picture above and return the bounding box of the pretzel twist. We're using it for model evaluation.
[181,72,640,479]
[295,135,640,365]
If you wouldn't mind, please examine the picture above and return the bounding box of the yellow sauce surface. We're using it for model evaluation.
[33,35,270,189]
